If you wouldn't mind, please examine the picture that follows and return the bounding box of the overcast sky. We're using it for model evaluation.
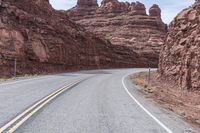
[49,0,194,24]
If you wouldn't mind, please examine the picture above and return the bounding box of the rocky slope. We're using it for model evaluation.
[159,0,200,90]
[0,0,142,77]
[67,0,167,67]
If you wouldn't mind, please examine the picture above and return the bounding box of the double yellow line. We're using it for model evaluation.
[0,77,87,133]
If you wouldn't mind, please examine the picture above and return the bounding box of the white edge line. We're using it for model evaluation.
[122,74,173,133]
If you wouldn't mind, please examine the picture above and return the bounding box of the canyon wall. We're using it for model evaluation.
[159,0,200,90]
[67,0,167,67]
[0,0,142,77]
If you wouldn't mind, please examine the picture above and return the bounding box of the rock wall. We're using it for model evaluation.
[159,0,200,90]
[67,0,167,67]
[0,0,144,77]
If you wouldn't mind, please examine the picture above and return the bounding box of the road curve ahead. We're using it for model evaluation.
[0,69,198,133]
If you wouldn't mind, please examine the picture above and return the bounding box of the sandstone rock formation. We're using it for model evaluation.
[67,0,98,17]
[0,0,144,77]
[67,0,167,67]
[77,0,98,7]
[149,4,161,18]
[130,1,146,15]
[159,0,200,90]
[97,0,130,14]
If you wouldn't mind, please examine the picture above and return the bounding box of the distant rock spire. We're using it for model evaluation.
[130,1,146,15]
[149,4,161,18]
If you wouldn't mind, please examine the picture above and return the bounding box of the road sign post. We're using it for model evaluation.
[148,67,151,85]
[14,58,17,77]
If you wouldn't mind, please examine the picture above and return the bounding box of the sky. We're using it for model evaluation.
[49,0,195,24]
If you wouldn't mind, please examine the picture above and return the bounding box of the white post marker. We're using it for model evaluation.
[122,74,173,133]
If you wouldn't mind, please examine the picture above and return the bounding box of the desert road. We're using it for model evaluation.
[0,69,198,133]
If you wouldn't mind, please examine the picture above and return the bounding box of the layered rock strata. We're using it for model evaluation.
[67,0,167,67]
[0,0,143,77]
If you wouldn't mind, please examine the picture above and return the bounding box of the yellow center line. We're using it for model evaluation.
[0,77,87,133]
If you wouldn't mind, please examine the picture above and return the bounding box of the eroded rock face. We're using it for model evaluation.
[97,0,127,13]
[159,1,200,90]
[67,0,167,67]
[77,0,98,7]
[0,0,143,77]
[67,0,98,16]
[149,4,161,18]
[130,1,146,15]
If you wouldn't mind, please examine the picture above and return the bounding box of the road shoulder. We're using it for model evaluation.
[130,72,200,132]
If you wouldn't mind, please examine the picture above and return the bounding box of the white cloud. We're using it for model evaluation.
[49,0,195,23]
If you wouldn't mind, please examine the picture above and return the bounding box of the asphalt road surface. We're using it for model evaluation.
[0,69,198,133]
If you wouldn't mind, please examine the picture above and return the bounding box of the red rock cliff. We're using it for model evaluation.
[0,0,144,77]
[67,0,167,67]
[159,0,200,90]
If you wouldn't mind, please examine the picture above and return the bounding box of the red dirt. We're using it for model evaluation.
[130,71,200,131]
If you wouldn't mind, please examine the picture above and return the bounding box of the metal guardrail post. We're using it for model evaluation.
[14,58,17,77]
[148,67,151,85]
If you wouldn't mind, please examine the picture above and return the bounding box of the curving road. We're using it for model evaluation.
[0,69,198,133]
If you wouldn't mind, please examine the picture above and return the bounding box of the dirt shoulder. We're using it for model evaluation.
[130,71,200,131]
